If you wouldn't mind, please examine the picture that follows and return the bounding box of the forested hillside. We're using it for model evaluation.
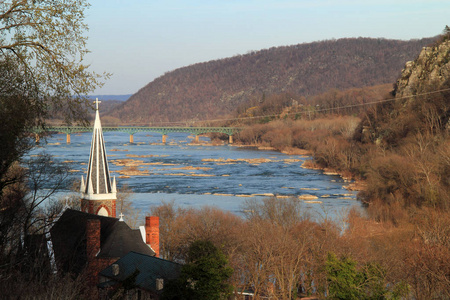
[109,37,434,124]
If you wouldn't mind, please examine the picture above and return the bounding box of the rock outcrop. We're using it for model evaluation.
[395,40,450,98]
[356,35,450,145]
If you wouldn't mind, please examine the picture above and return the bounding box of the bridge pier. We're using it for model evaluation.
[39,126,241,145]
[229,135,233,144]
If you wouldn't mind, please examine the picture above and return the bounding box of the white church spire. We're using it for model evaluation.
[81,98,117,201]
[80,175,85,193]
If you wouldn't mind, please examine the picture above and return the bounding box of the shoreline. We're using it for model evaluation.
[300,159,366,192]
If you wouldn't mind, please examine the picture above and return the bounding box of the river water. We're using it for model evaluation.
[31,131,361,219]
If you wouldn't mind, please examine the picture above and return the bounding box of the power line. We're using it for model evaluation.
[314,87,450,114]
[120,87,450,126]
[187,87,450,124]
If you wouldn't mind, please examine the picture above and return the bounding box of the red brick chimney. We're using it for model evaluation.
[145,216,160,257]
[86,219,101,261]
[86,219,101,297]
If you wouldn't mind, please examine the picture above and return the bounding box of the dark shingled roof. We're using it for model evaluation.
[98,221,153,258]
[50,209,155,274]
[99,251,182,293]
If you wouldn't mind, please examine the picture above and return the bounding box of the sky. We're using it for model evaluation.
[85,0,450,95]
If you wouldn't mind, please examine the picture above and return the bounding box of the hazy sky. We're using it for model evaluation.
[85,0,450,95]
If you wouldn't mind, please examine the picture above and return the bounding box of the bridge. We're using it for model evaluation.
[36,126,242,144]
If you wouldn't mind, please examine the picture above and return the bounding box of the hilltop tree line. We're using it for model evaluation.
[108,37,434,125]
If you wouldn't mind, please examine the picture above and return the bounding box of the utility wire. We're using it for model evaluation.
[120,87,450,126]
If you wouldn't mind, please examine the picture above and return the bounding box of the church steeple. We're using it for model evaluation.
[80,99,117,217]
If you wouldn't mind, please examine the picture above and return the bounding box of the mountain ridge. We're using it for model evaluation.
[108,37,436,124]
[88,95,132,102]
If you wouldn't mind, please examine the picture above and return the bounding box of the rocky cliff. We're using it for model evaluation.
[357,35,450,146]
[395,39,450,98]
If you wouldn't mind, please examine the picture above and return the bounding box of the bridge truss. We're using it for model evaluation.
[35,126,242,144]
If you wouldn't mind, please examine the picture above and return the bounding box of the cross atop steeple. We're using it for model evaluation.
[94,98,101,111]
[80,97,117,217]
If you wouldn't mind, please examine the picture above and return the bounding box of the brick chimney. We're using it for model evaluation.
[86,219,101,296]
[145,216,160,257]
[86,219,101,261]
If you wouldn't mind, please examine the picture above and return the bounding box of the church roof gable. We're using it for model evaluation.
[98,221,155,258]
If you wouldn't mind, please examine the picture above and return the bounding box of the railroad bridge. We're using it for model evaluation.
[35,126,242,144]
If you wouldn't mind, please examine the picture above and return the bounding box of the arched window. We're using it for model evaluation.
[97,206,109,216]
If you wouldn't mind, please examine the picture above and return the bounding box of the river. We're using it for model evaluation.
[31,131,361,219]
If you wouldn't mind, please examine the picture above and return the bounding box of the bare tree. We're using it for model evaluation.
[0,153,71,295]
